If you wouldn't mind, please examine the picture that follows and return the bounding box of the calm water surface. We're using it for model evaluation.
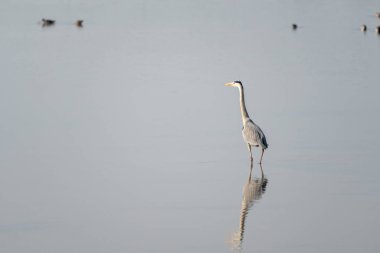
[1,0,380,252]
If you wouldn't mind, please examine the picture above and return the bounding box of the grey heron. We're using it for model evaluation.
[225,81,268,164]
[361,24,367,32]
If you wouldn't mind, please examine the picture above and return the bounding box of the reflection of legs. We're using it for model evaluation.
[249,161,253,179]
[247,144,253,162]
[259,148,264,164]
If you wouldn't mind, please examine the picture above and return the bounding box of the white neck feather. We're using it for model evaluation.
[238,85,250,124]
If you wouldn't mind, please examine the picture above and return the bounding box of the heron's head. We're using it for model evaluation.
[224,80,243,87]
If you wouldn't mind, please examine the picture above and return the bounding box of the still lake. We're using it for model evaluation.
[1,0,380,252]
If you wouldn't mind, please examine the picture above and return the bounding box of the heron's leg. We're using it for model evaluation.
[259,149,265,164]
[247,144,253,162]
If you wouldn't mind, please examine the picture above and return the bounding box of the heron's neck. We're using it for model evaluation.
[238,85,250,123]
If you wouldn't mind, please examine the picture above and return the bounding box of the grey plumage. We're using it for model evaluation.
[242,119,268,149]
[225,80,268,164]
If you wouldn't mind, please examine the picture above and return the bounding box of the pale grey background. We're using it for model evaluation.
[1,0,380,252]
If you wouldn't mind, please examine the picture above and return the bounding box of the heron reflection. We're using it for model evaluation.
[230,163,268,251]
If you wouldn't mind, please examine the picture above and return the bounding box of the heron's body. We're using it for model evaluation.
[225,81,268,163]
[242,119,268,149]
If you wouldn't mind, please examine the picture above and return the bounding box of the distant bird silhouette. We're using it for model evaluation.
[41,19,55,27]
[292,24,298,30]
[76,20,84,27]
[376,26,380,34]
[361,25,367,32]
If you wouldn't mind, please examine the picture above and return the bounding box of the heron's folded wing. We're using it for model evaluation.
[243,121,268,149]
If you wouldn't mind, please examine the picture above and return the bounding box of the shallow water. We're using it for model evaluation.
[1,0,380,252]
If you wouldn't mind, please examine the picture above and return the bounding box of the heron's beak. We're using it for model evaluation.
[224,82,234,86]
